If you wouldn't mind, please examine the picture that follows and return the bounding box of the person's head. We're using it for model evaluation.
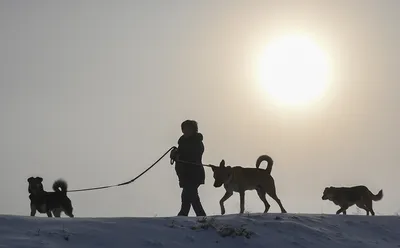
[181,120,198,137]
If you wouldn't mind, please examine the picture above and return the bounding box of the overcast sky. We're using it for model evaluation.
[1,0,400,217]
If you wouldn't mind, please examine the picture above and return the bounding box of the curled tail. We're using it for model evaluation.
[53,179,68,194]
[371,189,383,201]
[256,155,274,174]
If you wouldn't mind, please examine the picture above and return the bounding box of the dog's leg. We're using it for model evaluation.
[356,203,369,215]
[62,198,74,218]
[256,189,270,213]
[46,211,53,218]
[66,212,74,218]
[30,204,37,217]
[239,189,245,214]
[63,208,74,218]
[219,191,233,215]
[365,200,375,216]
[266,186,287,213]
[336,206,348,215]
[53,209,61,218]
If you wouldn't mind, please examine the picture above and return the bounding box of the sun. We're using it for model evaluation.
[259,34,331,107]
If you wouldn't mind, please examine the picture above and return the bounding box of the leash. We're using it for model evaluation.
[173,159,214,168]
[169,148,213,168]
[67,146,177,193]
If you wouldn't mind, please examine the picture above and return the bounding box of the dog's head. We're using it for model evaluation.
[322,187,335,200]
[27,177,44,194]
[211,160,232,188]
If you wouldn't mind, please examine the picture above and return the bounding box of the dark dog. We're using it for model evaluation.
[322,185,383,215]
[27,177,74,217]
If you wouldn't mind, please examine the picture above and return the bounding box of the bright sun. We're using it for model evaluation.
[259,34,331,107]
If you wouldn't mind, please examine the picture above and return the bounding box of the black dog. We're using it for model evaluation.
[27,177,74,217]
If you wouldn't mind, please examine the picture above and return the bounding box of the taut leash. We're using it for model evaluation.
[67,146,177,192]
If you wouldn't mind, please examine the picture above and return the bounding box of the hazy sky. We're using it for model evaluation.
[1,1,400,217]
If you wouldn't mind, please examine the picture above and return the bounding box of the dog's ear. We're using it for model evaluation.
[27,177,34,182]
[36,177,43,183]
[220,160,225,168]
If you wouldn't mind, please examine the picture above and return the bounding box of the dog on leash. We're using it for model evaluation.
[27,177,74,217]
[210,155,287,215]
[322,185,383,215]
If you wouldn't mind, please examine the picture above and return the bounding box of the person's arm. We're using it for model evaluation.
[176,136,184,160]
[170,147,179,162]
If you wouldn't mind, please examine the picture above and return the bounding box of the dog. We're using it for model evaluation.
[210,155,287,215]
[322,186,383,215]
[27,177,74,218]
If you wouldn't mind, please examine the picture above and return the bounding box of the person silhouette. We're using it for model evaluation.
[171,120,206,216]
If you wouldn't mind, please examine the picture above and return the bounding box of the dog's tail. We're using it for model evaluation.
[256,155,274,174]
[371,189,383,201]
[53,179,68,194]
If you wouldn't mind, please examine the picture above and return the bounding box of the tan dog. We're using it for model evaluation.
[322,186,383,215]
[210,155,287,215]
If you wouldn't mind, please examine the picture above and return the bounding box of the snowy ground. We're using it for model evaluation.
[0,214,399,248]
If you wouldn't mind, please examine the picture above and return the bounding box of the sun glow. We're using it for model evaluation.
[259,34,331,107]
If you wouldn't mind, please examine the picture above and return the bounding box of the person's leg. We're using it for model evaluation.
[177,187,191,216]
[190,186,206,217]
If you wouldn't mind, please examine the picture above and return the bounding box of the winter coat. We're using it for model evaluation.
[174,133,205,188]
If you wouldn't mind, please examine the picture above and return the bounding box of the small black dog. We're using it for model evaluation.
[27,177,74,217]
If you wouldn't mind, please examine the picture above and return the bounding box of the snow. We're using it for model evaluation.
[0,214,400,248]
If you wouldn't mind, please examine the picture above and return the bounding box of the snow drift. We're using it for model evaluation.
[0,213,399,248]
